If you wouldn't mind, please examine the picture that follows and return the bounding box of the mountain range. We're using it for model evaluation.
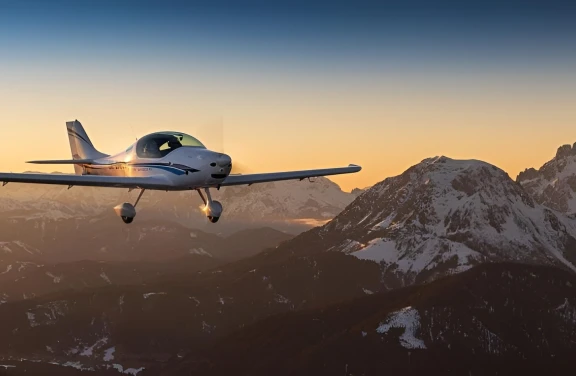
[2,142,576,375]
[0,175,359,235]
[276,155,576,288]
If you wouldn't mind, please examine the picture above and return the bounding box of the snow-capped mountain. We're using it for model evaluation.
[215,177,353,221]
[517,143,576,214]
[0,175,355,231]
[283,156,576,287]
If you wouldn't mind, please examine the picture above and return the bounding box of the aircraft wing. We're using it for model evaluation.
[26,159,114,165]
[218,164,361,186]
[0,173,172,189]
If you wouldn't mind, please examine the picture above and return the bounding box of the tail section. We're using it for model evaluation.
[66,120,108,174]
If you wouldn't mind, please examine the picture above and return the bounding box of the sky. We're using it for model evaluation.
[1,0,576,191]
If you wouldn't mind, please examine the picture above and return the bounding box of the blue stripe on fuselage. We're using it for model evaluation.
[135,165,187,175]
[84,164,191,176]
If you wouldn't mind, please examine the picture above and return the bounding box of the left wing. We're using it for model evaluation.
[26,159,113,165]
[218,164,361,186]
[0,173,172,189]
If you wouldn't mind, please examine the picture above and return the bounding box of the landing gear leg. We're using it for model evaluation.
[197,188,223,223]
[134,189,146,208]
[196,188,207,206]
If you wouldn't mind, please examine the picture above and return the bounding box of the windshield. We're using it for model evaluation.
[135,132,205,158]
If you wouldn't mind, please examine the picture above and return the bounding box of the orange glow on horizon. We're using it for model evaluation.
[0,69,575,192]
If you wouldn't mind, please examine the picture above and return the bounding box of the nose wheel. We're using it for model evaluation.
[197,188,223,223]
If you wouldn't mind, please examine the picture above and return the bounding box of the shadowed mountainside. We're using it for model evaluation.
[162,262,576,376]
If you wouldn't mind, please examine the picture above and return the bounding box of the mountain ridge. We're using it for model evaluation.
[518,142,576,215]
[270,155,576,288]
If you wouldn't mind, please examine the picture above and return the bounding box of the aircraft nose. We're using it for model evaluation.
[216,153,232,168]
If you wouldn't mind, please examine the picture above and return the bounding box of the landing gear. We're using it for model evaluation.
[114,189,145,224]
[121,216,134,224]
[197,188,223,223]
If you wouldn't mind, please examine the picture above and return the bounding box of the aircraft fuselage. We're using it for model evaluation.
[82,146,232,191]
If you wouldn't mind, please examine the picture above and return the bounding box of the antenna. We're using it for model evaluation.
[220,115,224,153]
[129,123,137,141]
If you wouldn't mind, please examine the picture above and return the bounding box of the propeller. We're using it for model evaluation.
[195,118,252,174]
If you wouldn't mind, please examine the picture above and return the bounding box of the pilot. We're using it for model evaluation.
[143,139,161,158]
[168,138,182,150]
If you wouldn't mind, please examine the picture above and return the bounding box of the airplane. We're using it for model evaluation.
[0,120,361,224]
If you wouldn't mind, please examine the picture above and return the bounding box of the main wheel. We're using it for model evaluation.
[208,216,220,223]
[121,216,134,224]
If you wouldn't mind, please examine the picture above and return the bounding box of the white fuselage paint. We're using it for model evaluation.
[80,145,232,191]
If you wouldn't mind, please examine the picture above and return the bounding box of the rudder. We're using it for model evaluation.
[66,120,108,174]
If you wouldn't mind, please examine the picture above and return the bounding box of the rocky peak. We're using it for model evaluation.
[516,167,540,182]
[279,155,576,288]
[350,187,366,197]
[518,142,576,214]
[556,144,574,159]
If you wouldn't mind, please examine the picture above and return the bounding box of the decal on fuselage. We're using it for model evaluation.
[82,163,198,176]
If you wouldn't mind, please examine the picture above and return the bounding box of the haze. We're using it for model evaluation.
[1,0,576,191]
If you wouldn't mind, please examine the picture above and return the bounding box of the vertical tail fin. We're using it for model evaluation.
[66,120,108,174]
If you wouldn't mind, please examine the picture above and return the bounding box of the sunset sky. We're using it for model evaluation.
[1,0,576,191]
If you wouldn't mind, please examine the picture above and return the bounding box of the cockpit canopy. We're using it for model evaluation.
[135,131,206,159]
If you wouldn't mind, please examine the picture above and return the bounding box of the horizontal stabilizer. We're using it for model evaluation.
[26,159,111,165]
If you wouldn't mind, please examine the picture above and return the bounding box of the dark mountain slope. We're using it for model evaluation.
[164,262,576,376]
[0,252,381,371]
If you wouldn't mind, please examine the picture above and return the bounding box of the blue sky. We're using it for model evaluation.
[2,0,575,66]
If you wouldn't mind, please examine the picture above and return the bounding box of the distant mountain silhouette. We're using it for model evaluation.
[0,175,354,234]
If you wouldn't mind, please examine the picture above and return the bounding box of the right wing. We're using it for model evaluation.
[219,164,361,186]
[0,173,172,189]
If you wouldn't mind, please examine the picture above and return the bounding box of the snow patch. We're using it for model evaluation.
[0,265,12,275]
[189,248,212,257]
[112,364,145,375]
[377,306,427,349]
[274,294,290,304]
[61,361,94,371]
[13,241,40,255]
[104,346,116,362]
[143,292,167,299]
[26,312,39,327]
[100,271,112,284]
[80,337,109,356]
[45,272,62,283]
[189,296,201,306]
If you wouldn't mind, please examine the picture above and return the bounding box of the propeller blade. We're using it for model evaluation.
[230,161,252,174]
[195,118,253,175]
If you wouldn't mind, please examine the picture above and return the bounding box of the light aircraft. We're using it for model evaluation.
[0,120,361,224]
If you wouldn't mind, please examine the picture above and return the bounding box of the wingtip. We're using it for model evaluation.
[348,163,362,171]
